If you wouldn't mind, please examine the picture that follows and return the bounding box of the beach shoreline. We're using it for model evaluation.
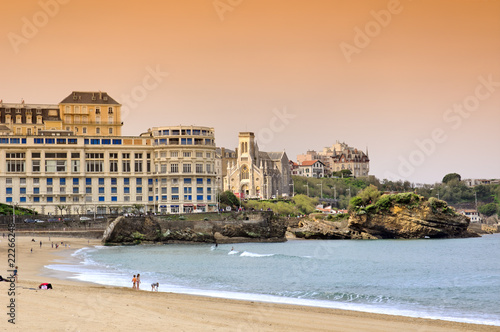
[1,234,499,331]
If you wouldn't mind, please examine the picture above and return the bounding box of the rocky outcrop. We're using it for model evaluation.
[288,218,352,240]
[103,216,162,244]
[347,204,477,239]
[288,196,479,240]
[103,212,287,244]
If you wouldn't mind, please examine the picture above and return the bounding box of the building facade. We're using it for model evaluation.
[215,147,236,192]
[223,132,292,199]
[297,141,370,177]
[298,160,325,178]
[0,91,123,137]
[0,93,217,215]
[458,209,482,223]
[59,91,123,136]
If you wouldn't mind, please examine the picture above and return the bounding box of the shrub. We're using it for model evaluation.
[375,195,394,210]
[478,202,498,217]
[131,231,145,244]
[348,197,363,212]
[429,197,446,212]
[326,213,349,222]
[365,204,378,214]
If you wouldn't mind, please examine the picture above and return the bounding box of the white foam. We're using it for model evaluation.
[240,251,274,258]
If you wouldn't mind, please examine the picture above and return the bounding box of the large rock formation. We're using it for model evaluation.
[288,218,352,240]
[103,212,287,244]
[288,195,479,240]
[103,216,162,244]
[347,204,475,239]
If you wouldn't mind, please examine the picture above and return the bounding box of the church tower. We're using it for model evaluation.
[238,132,256,161]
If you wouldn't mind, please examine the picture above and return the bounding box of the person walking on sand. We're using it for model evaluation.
[40,241,42,248]
[132,275,137,289]
[136,274,141,290]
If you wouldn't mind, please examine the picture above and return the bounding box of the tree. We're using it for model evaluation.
[219,190,240,208]
[357,185,381,206]
[478,203,498,217]
[442,173,461,183]
[56,205,67,215]
[340,169,352,177]
[291,194,318,214]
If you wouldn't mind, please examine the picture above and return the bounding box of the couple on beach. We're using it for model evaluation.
[132,274,141,290]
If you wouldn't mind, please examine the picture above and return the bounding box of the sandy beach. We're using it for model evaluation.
[0,234,498,332]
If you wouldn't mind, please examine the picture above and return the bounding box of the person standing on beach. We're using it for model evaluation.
[13,266,18,282]
[40,241,42,248]
[136,274,141,290]
[132,275,137,289]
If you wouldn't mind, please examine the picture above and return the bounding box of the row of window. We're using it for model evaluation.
[156,163,212,174]
[6,186,212,195]
[5,160,214,174]
[154,129,212,136]
[154,138,214,146]
[64,115,114,124]
[0,138,27,144]
[64,106,114,114]
[5,195,212,203]
[4,177,212,186]
[2,114,43,124]
[156,151,212,158]
[1,108,43,114]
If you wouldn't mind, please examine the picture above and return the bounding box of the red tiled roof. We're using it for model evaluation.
[300,160,323,166]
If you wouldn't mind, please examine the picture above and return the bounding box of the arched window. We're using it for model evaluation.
[241,165,249,180]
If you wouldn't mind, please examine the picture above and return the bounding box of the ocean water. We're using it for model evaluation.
[46,234,500,326]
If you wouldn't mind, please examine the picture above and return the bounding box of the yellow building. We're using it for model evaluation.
[59,91,123,136]
[0,101,62,135]
[0,91,123,136]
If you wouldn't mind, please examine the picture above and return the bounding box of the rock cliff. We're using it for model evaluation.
[102,216,162,244]
[347,204,476,239]
[289,195,479,240]
[103,212,286,244]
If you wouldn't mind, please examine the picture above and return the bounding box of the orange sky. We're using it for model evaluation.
[1,0,499,183]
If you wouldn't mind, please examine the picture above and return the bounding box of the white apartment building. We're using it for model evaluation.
[0,125,217,215]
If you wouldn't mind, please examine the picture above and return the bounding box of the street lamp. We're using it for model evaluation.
[289,182,295,197]
[317,182,323,199]
[13,202,18,227]
[346,187,351,199]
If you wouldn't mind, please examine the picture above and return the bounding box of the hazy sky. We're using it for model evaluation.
[1,0,499,184]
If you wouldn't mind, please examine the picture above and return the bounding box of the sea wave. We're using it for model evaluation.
[240,251,275,258]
